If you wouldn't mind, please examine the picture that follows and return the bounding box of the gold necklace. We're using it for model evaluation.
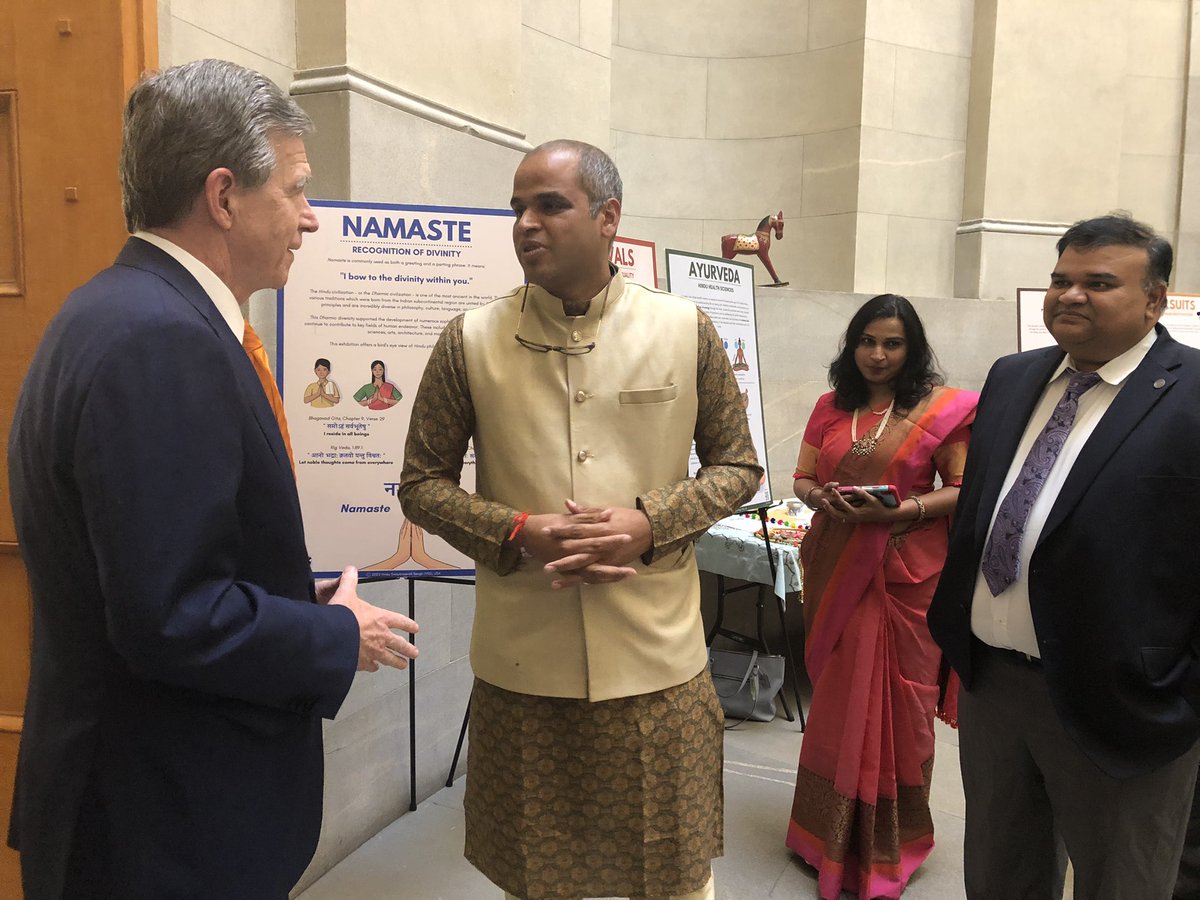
[850,396,895,456]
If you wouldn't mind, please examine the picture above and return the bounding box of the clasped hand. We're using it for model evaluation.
[317,566,420,672]
[522,499,652,588]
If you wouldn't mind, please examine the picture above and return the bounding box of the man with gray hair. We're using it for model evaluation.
[7,58,419,899]
[401,139,762,899]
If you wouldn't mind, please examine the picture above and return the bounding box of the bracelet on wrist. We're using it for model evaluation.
[803,486,821,509]
[912,495,927,526]
[508,511,529,540]
[508,511,533,560]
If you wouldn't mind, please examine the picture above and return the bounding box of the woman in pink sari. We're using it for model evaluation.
[786,294,977,898]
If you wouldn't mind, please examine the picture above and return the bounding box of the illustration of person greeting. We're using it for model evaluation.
[353,359,401,410]
[362,518,455,571]
[302,357,341,408]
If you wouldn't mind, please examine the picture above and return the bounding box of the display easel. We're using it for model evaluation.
[360,573,474,811]
[404,575,474,808]
[705,502,806,728]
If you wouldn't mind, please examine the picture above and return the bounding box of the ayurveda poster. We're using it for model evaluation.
[665,250,771,509]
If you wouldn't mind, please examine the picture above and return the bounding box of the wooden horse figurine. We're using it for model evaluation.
[720,211,787,285]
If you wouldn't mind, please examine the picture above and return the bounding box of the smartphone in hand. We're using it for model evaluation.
[837,484,901,508]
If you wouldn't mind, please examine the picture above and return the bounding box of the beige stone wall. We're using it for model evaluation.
[856,1,973,298]
[611,1,849,291]
[520,0,614,147]
[158,0,297,88]
[156,0,1200,305]
[609,1,975,296]
[290,0,615,204]
[1173,0,1200,291]
[957,0,1195,299]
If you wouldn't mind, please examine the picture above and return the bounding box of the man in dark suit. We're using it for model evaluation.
[928,214,1200,897]
[6,59,420,899]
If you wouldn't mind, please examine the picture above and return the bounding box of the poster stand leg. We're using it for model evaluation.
[396,575,476,810]
[756,507,806,730]
[408,577,417,811]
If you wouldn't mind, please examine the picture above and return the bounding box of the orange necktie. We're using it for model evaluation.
[242,322,296,474]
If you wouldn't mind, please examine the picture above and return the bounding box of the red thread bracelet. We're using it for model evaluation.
[508,511,530,542]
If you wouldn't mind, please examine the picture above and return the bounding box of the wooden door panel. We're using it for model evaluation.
[0,2,155,893]
[0,729,21,899]
[0,91,21,296]
[0,549,30,717]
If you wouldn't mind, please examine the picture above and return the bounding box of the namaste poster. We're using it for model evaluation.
[279,200,521,577]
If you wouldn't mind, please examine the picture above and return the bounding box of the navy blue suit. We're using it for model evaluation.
[929,324,1200,778]
[7,238,360,899]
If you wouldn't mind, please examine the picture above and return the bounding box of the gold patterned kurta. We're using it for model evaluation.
[399,277,761,899]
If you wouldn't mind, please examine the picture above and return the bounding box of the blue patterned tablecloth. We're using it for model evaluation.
[694,517,803,603]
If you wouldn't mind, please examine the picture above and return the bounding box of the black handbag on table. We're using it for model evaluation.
[708,647,785,725]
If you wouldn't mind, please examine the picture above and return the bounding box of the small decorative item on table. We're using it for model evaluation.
[737,500,812,547]
[767,526,806,547]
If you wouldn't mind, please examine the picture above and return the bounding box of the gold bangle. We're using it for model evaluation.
[803,486,821,509]
[912,495,927,525]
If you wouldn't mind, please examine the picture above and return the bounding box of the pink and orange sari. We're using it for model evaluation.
[786,386,976,899]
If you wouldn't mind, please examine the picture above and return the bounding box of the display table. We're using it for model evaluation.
[695,507,809,727]
[694,515,803,602]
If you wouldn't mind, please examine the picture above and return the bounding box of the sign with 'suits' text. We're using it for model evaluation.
[664,249,771,509]
[1019,287,1200,351]
[279,200,522,577]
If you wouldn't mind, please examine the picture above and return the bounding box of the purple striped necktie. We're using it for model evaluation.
[980,369,1102,596]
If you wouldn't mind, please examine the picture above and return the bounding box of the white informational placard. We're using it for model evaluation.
[664,250,771,509]
[279,200,522,576]
[1019,287,1200,351]
[610,235,657,287]
[1162,294,1200,346]
[1017,287,1051,351]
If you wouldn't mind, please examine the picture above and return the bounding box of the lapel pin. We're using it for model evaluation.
[1153,378,1167,389]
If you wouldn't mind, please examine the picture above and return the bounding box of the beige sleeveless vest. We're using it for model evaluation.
[462,274,708,700]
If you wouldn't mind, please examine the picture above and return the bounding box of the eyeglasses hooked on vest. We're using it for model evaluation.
[513,281,610,355]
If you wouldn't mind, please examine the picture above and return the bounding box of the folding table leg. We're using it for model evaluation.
[773,589,806,730]
[754,586,795,723]
[706,574,727,644]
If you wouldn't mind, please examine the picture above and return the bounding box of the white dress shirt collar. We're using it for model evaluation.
[133,231,244,342]
[1048,325,1158,388]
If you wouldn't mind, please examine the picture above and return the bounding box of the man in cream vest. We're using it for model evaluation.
[400,140,761,900]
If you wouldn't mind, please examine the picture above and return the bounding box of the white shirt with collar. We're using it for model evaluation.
[133,231,244,343]
[970,327,1159,657]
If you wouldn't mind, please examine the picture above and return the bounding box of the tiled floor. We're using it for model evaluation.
[298,699,974,900]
